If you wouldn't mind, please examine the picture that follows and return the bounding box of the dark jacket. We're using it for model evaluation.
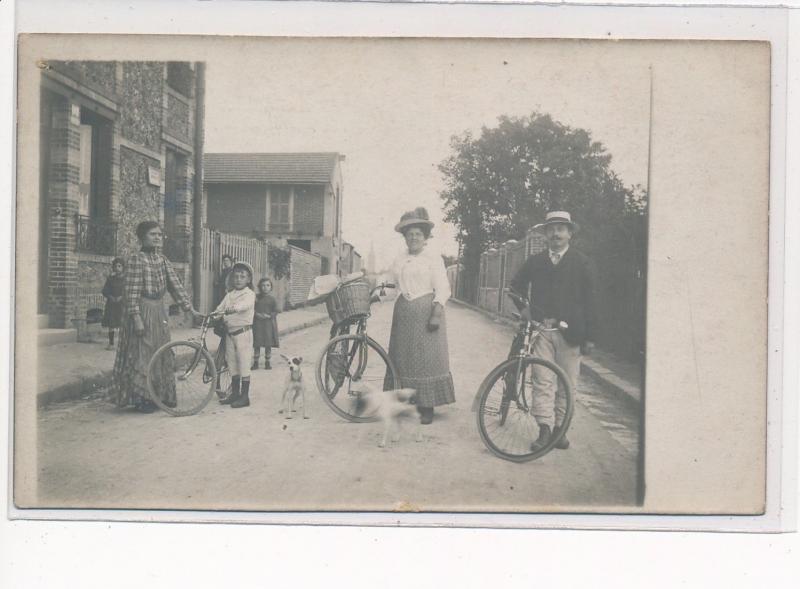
[510,247,598,346]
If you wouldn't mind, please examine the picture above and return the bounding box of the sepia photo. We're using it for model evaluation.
[13,35,769,516]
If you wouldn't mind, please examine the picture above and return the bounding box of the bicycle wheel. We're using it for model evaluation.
[212,342,232,402]
[476,356,574,462]
[315,334,398,423]
[147,340,217,416]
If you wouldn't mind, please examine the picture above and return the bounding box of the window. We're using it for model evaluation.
[269,186,291,228]
[76,107,115,255]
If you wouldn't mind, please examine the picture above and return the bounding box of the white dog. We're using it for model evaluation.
[351,382,422,448]
[279,354,308,419]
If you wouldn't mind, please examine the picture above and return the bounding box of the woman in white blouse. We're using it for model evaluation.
[381,207,455,424]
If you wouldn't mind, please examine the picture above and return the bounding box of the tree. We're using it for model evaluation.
[438,112,645,305]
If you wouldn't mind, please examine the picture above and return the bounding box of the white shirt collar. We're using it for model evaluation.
[549,245,569,260]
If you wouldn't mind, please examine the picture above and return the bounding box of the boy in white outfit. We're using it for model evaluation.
[215,261,256,408]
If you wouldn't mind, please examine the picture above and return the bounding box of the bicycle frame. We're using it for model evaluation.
[325,282,394,396]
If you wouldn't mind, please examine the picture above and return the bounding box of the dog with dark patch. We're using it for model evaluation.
[351,382,422,448]
[279,354,308,419]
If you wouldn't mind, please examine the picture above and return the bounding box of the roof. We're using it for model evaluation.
[204,152,341,184]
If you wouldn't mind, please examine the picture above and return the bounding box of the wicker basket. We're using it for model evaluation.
[326,280,371,324]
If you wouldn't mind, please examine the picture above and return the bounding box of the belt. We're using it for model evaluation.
[141,290,166,301]
[228,325,252,337]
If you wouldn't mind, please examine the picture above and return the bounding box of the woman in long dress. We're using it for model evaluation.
[382,207,455,424]
[111,221,199,413]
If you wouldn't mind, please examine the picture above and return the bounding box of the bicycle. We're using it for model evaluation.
[315,280,398,422]
[146,312,232,416]
[475,291,574,462]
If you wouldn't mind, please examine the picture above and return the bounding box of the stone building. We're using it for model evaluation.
[38,60,205,335]
[203,152,345,276]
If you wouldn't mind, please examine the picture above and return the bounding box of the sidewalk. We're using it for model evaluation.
[36,305,331,407]
[448,298,642,406]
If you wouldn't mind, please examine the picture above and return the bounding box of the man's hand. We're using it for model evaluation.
[133,315,145,337]
[581,341,595,356]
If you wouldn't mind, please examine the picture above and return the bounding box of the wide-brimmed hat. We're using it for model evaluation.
[395,207,435,234]
[226,260,255,289]
[533,211,579,233]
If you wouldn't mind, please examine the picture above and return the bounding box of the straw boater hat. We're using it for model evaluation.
[533,210,579,233]
[226,260,255,289]
[394,207,435,233]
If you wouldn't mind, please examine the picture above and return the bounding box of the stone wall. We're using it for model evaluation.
[117,146,162,257]
[119,62,163,150]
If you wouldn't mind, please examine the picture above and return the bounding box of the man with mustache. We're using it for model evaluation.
[510,211,598,451]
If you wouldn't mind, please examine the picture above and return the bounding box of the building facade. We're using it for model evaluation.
[38,60,205,330]
[203,152,345,276]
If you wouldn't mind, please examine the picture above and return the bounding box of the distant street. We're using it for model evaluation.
[36,301,639,512]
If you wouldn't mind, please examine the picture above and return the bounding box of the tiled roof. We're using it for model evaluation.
[204,152,341,184]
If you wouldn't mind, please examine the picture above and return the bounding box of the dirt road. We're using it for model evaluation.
[35,301,639,512]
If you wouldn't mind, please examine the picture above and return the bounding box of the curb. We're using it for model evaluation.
[448,298,641,407]
[37,315,331,408]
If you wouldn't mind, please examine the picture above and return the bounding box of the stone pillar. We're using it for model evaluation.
[46,98,82,328]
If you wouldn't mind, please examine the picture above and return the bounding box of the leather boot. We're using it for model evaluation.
[553,426,570,450]
[231,378,250,408]
[251,351,259,370]
[220,376,240,405]
[265,352,272,370]
[530,424,552,451]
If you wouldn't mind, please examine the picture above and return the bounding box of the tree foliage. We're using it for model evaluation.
[439,113,648,358]
[439,112,644,253]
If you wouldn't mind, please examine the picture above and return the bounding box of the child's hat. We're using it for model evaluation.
[226,260,255,288]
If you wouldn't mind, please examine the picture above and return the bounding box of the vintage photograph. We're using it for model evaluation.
[13,36,768,514]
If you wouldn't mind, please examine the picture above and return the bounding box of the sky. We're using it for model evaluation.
[204,38,650,270]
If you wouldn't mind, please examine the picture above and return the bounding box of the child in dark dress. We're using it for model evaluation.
[101,258,125,350]
[252,278,280,370]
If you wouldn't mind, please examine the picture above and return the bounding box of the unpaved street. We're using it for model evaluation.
[36,301,639,512]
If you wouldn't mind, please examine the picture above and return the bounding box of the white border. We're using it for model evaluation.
[3,0,798,534]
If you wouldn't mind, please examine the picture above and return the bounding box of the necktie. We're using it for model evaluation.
[551,252,562,265]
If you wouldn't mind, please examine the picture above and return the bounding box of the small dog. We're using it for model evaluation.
[279,354,308,419]
[351,382,422,448]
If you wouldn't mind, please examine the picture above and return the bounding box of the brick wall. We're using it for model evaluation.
[40,61,200,328]
[288,246,321,307]
[206,184,266,234]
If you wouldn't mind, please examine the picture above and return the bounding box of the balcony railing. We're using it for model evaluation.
[75,215,118,256]
[266,223,324,237]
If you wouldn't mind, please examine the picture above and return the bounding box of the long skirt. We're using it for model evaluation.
[111,296,176,407]
[383,293,455,408]
[101,300,123,328]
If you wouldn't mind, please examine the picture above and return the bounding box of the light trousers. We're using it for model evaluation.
[530,330,581,429]
[226,330,253,378]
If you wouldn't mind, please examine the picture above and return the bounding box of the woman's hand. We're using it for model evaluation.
[133,315,145,337]
[427,302,443,332]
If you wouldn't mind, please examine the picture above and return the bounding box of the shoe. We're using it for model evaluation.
[221,377,240,405]
[530,424,552,451]
[419,407,434,425]
[136,400,157,414]
[231,379,250,408]
[105,344,115,351]
[162,398,177,409]
[251,360,259,370]
[553,426,570,450]
[265,361,272,370]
